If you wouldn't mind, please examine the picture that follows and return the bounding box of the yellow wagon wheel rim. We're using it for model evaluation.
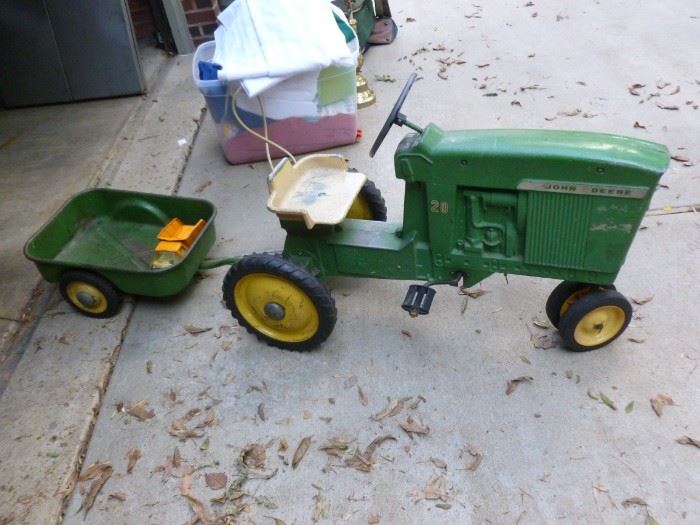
[573,305,626,347]
[234,273,320,343]
[65,282,109,314]
[346,195,374,220]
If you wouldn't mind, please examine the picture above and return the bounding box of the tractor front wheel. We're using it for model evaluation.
[558,289,632,352]
[222,254,337,351]
[545,281,615,328]
[59,270,122,318]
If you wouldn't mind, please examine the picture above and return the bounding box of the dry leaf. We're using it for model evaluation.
[184,324,212,335]
[671,154,690,163]
[0,514,15,525]
[650,394,675,417]
[368,515,381,524]
[632,296,654,305]
[430,457,447,469]
[126,400,155,422]
[625,401,635,413]
[622,496,648,507]
[406,17,416,22]
[319,436,351,458]
[278,437,288,453]
[599,392,617,411]
[345,435,396,472]
[459,287,489,299]
[413,475,448,502]
[267,518,287,525]
[466,446,483,471]
[257,403,266,421]
[180,474,211,525]
[399,416,430,436]
[532,318,551,329]
[195,180,212,194]
[557,109,581,117]
[532,334,556,349]
[357,385,368,406]
[400,329,412,338]
[506,376,533,395]
[145,360,153,374]
[77,462,113,517]
[628,83,645,96]
[292,436,312,469]
[205,472,227,490]
[676,435,700,448]
[646,516,662,525]
[126,448,142,474]
[242,443,266,469]
[108,492,126,502]
[436,503,452,510]
[312,491,329,522]
[656,102,679,110]
[371,398,405,421]
[587,389,599,400]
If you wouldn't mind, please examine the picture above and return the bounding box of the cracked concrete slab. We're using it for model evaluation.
[0,55,205,525]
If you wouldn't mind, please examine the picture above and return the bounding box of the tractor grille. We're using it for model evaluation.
[524,192,592,269]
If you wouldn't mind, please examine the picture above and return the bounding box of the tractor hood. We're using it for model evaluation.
[395,125,669,191]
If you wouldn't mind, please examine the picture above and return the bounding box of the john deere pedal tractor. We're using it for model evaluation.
[222,74,669,352]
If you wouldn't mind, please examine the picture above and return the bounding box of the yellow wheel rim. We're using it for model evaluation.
[560,287,592,317]
[346,195,374,220]
[234,273,319,343]
[573,305,626,347]
[65,282,108,314]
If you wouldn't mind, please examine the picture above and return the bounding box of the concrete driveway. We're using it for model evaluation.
[3,1,699,524]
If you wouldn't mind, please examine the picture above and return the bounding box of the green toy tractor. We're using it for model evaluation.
[222,73,669,352]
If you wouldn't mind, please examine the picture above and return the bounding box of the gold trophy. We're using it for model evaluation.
[346,1,376,108]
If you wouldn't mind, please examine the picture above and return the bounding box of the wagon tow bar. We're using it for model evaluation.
[401,273,464,318]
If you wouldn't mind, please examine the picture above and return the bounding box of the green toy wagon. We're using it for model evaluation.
[25,188,216,317]
[222,74,669,352]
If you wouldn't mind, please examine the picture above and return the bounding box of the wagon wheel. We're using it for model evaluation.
[545,281,616,328]
[346,178,387,221]
[59,270,122,318]
[222,254,337,351]
[558,288,632,352]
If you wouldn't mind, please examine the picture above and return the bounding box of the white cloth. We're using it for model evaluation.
[213,0,355,97]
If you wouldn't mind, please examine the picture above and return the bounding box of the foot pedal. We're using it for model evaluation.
[402,285,436,317]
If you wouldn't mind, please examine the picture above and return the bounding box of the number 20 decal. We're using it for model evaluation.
[430,200,449,214]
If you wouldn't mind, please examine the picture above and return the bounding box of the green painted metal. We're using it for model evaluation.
[281,125,668,287]
[25,188,216,297]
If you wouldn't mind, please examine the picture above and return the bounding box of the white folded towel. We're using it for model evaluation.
[213,0,355,97]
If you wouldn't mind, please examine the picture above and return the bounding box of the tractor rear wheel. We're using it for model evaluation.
[558,289,632,352]
[346,179,387,221]
[222,254,337,351]
[545,281,615,328]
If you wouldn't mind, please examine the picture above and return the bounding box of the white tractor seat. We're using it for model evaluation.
[266,154,367,229]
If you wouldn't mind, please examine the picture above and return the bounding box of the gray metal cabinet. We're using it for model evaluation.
[0,0,145,107]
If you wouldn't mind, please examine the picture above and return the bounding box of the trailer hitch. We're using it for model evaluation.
[401,273,464,317]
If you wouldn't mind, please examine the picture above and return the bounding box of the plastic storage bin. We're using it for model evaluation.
[193,41,358,165]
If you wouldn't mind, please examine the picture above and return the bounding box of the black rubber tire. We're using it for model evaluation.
[348,179,388,221]
[558,288,632,352]
[59,270,122,318]
[222,254,337,351]
[545,281,615,328]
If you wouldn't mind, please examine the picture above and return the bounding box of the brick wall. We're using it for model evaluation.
[182,0,220,47]
[129,0,157,42]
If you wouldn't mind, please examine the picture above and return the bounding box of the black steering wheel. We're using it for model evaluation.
[369,73,418,158]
